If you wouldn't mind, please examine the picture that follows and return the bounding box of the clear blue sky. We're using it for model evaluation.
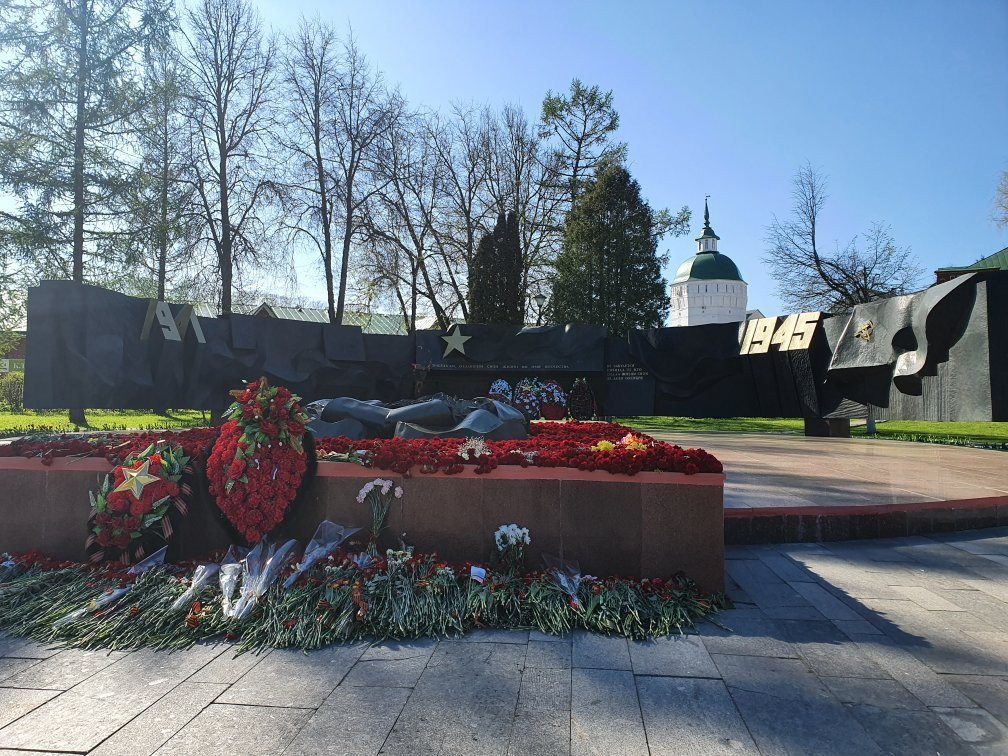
[261,0,1008,317]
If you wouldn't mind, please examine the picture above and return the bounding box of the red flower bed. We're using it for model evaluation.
[0,428,219,466]
[315,421,722,477]
[0,421,721,478]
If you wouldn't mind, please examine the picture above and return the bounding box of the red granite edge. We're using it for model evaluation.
[0,456,724,486]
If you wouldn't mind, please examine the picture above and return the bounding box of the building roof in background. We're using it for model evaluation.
[672,251,745,283]
[934,246,1008,274]
[190,302,410,335]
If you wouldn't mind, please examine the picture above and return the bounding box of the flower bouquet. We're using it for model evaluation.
[538,379,568,420]
[488,378,512,404]
[85,443,193,566]
[568,378,596,420]
[206,377,317,545]
[511,378,542,421]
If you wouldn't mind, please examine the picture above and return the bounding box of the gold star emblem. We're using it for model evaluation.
[441,324,472,358]
[112,458,160,499]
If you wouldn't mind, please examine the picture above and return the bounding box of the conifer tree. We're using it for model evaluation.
[551,163,672,334]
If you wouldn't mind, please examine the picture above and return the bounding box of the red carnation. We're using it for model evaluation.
[228,459,246,478]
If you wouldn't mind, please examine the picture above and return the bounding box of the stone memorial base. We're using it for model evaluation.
[0,458,725,593]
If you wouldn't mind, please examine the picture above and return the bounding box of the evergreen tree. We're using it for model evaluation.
[468,211,522,324]
[0,0,169,284]
[551,163,670,334]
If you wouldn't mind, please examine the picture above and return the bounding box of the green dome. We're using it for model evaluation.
[673,252,744,283]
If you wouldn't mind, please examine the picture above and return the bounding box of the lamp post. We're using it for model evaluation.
[533,291,547,326]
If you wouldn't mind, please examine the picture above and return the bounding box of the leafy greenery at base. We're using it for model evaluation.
[0,409,209,437]
[0,557,727,651]
[619,416,1008,446]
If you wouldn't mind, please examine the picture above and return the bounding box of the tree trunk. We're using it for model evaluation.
[218,135,232,315]
[335,174,354,323]
[71,0,88,284]
[314,118,336,323]
[158,98,169,300]
[69,0,88,428]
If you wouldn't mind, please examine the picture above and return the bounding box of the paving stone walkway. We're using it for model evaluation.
[4,528,1008,754]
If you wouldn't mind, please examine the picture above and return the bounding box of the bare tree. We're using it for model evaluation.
[363,96,449,330]
[996,169,1008,228]
[330,32,387,324]
[424,104,496,321]
[764,163,923,313]
[183,0,276,316]
[487,104,565,317]
[274,18,341,321]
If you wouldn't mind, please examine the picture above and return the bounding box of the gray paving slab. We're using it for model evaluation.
[725,560,809,609]
[0,687,60,730]
[730,687,883,755]
[760,604,828,620]
[636,676,758,755]
[454,628,529,644]
[285,685,411,756]
[851,635,976,707]
[525,638,572,669]
[711,656,883,756]
[698,617,798,658]
[629,634,720,677]
[788,581,863,620]
[340,639,437,687]
[90,681,227,756]
[830,618,883,638]
[0,656,39,684]
[359,638,438,660]
[1,648,126,690]
[380,641,524,756]
[756,552,817,583]
[934,588,1008,629]
[821,676,927,710]
[507,667,571,756]
[779,619,890,678]
[890,584,966,610]
[154,703,312,756]
[218,643,366,707]
[0,635,59,659]
[187,643,267,683]
[845,704,975,756]
[0,646,221,752]
[932,706,1008,755]
[571,668,647,756]
[711,653,827,701]
[341,653,429,687]
[571,631,631,670]
[944,674,1008,727]
[528,629,570,643]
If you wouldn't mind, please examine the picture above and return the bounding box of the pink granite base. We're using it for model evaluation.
[0,459,725,592]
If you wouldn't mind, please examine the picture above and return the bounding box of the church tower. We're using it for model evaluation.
[668,199,748,326]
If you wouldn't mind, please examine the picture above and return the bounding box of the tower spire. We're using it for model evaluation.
[695,196,719,252]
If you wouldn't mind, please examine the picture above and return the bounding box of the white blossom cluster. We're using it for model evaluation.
[494,523,531,551]
[355,478,404,504]
[457,437,490,459]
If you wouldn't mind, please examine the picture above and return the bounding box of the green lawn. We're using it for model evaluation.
[0,409,209,437]
[618,416,1008,445]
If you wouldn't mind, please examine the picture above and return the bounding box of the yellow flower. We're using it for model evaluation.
[591,440,616,452]
[620,433,647,451]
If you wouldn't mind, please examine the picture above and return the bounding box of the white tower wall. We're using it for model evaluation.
[668,280,748,327]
